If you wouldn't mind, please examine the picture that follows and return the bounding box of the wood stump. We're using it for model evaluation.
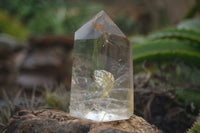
[0,34,21,98]
[16,35,73,90]
[6,109,160,133]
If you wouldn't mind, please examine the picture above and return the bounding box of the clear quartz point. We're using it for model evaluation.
[70,10,133,122]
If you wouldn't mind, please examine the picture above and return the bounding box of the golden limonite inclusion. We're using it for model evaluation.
[70,10,133,122]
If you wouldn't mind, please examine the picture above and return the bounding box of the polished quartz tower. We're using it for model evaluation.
[70,10,133,122]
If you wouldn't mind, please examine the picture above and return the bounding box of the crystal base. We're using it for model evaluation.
[71,109,131,122]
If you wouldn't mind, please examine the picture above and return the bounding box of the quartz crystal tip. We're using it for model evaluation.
[75,10,125,40]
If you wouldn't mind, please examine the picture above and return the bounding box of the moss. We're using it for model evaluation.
[187,114,200,133]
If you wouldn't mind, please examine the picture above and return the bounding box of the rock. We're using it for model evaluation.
[6,109,160,133]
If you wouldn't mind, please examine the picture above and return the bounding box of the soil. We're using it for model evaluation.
[134,72,197,133]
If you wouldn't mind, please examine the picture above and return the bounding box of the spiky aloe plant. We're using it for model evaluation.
[147,28,200,45]
[178,19,200,32]
[132,19,200,67]
[133,39,200,67]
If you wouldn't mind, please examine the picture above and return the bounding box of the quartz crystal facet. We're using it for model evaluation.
[70,10,133,122]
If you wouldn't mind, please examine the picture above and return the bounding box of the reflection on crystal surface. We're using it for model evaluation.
[70,10,133,122]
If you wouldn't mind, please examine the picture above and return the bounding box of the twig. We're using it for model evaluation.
[143,94,155,121]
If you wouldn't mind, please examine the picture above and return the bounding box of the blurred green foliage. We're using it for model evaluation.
[184,0,200,19]
[0,0,104,35]
[0,10,28,40]
[129,35,146,44]
[115,14,138,35]
[175,89,200,112]
[45,86,70,112]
